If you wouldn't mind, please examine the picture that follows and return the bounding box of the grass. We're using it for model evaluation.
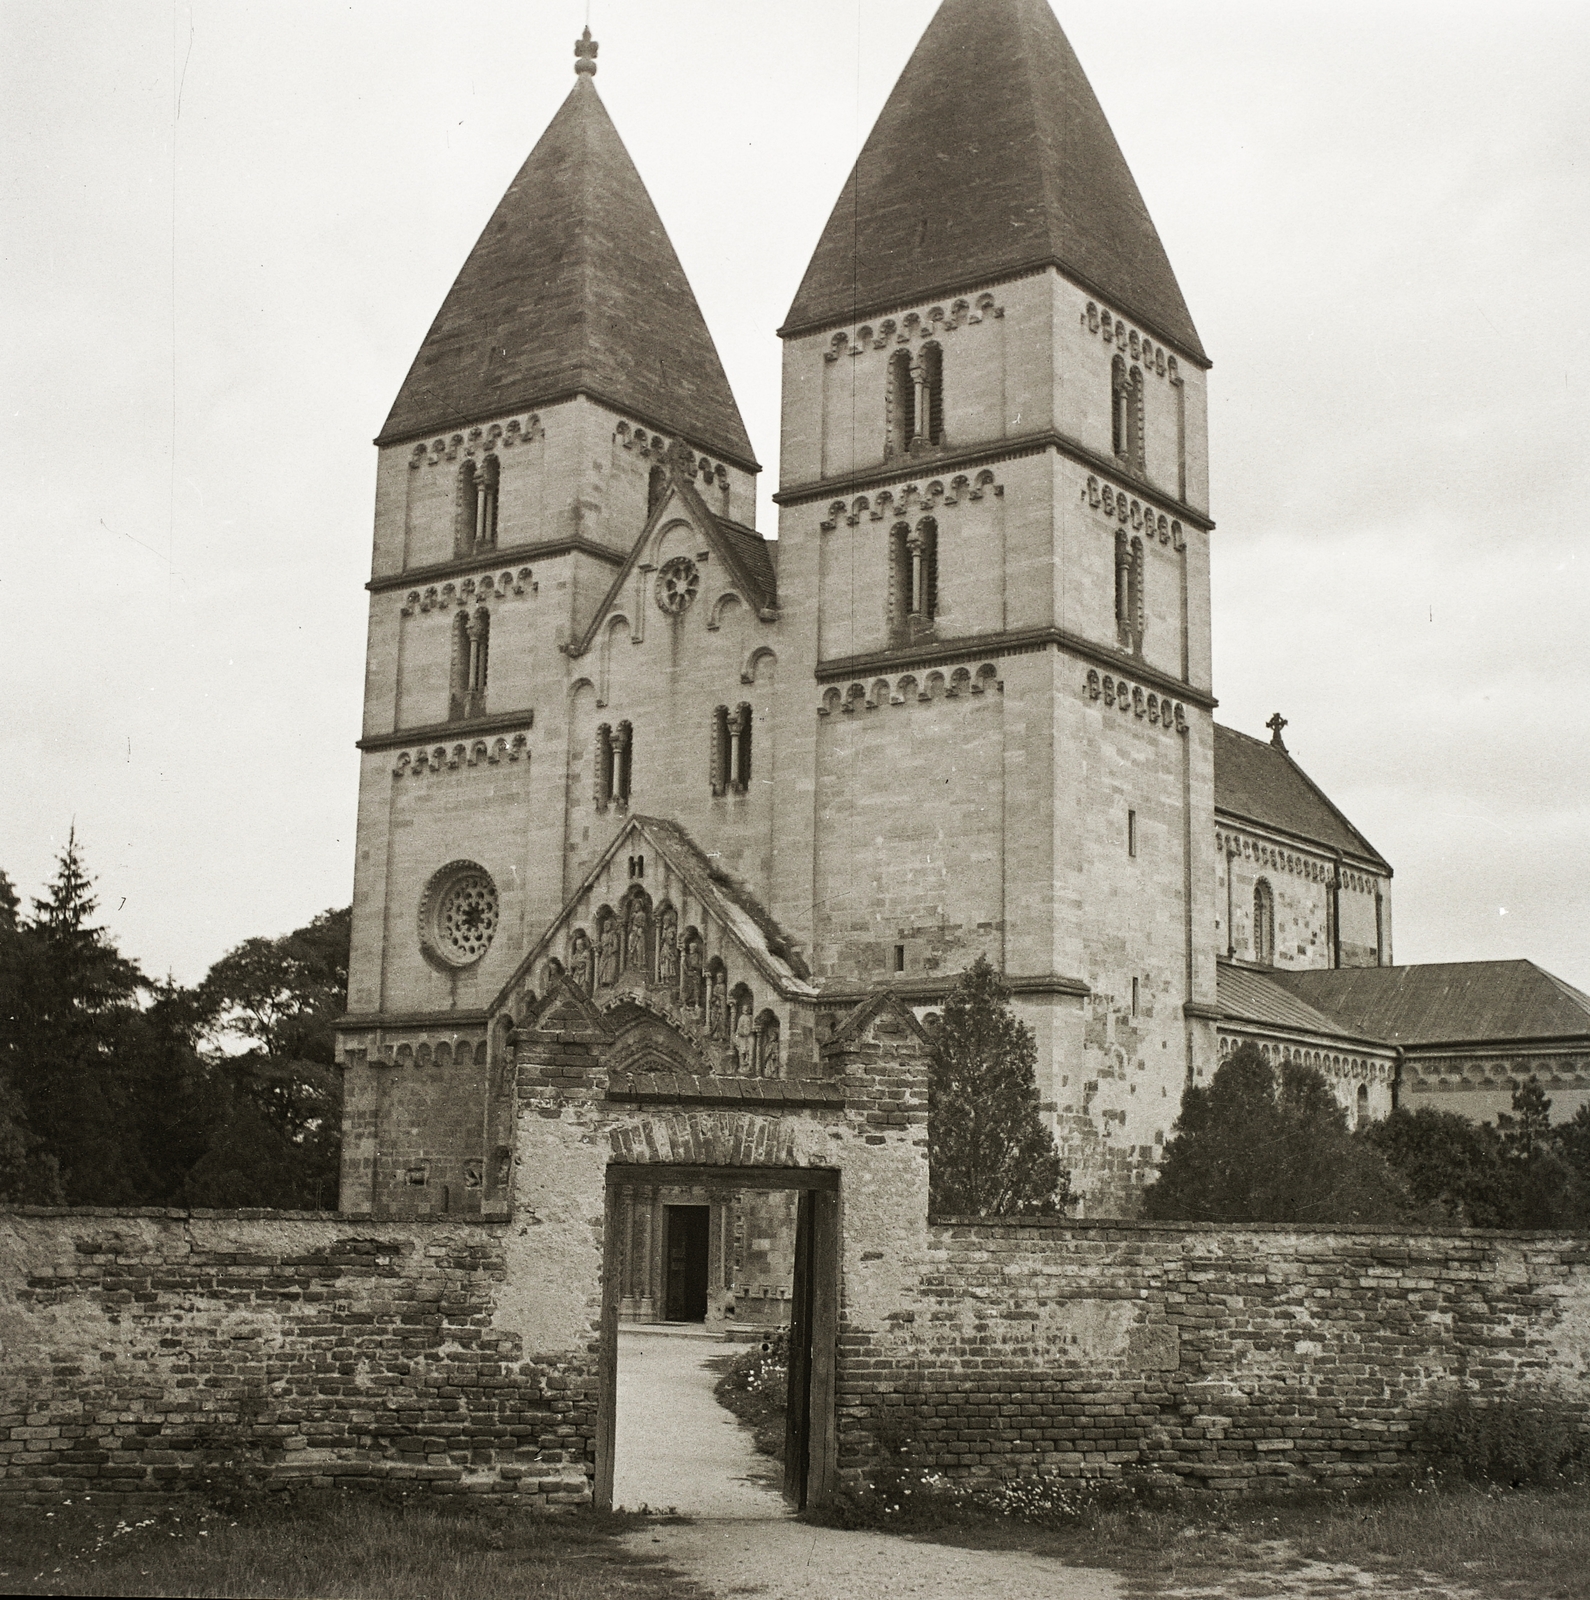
[0,1494,708,1600]
[811,1474,1590,1598]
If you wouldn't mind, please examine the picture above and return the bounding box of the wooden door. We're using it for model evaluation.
[664,1205,709,1321]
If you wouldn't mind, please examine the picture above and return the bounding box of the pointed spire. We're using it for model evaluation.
[378,67,756,468]
[783,0,1204,362]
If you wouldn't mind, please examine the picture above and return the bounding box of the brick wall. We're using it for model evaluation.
[839,1218,1590,1495]
[0,1210,595,1510]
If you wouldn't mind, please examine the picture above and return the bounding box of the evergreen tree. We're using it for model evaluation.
[1360,1106,1511,1226]
[928,956,1069,1216]
[1492,1079,1587,1229]
[1143,1043,1410,1224]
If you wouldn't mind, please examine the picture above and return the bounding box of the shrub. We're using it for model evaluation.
[713,1327,789,1459]
[1417,1388,1588,1486]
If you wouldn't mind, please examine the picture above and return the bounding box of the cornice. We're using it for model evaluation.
[775,428,1213,531]
[368,537,624,595]
[338,1009,490,1031]
[814,972,1090,1004]
[777,258,1213,372]
[374,385,762,477]
[1215,807,1391,878]
[357,709,533,754]
[816,626,1217,711]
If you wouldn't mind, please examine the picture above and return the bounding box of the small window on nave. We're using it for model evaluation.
[1253,879,1275,967]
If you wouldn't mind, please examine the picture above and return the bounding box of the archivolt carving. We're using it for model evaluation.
[1082,302,1179,384]
[823,293,1004,361]
[401,569,535,616]
[1082,476,1184,549]
[819,660,999,715]
[409,415,543,468]
[1083,669,1188,733]
[820,472,1002,531]
[391,732,529,777]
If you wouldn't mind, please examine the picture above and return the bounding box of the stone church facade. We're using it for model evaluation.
[335,0,1590,1233]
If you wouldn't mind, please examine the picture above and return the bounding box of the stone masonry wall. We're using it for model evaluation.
[841,1219,1590,1495]
[0,1210,594,1510]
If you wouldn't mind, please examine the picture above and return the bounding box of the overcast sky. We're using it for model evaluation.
[2,1,1587,993]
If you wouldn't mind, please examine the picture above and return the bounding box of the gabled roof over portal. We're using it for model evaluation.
[565,449,778,659]
[1214,724,1390,872]
[1271,962,1590,1049]
[378,75,757,470]
[782,0,1205,361]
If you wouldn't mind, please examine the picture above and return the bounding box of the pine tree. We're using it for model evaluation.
[928,956,1069,1216]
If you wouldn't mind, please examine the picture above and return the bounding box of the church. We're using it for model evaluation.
[333,0,1590,1243]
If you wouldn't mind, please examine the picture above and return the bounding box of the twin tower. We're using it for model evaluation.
[337,0,1219,1213]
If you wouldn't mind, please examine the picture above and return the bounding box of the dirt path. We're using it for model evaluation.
[623,1519,1125,1599]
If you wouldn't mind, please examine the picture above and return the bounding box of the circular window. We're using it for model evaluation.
[654,556,700,615]
[420,861,499,968]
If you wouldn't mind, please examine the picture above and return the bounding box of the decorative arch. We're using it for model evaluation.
[709,591,744,633]
[741,645,777,685]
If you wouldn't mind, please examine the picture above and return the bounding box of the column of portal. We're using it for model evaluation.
[618,1185,637,1321]
[648,1191,665,1320]
[634,1188,654,1322]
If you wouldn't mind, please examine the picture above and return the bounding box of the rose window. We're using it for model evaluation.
[654,556,700,615]
[420,861,499,968]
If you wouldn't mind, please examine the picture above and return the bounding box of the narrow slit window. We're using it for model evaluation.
[1128,809,1138,857]
[1132,976,1140,1017]
[893,944,906,974]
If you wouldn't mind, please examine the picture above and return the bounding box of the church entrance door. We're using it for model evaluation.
[663,1205,710,1321]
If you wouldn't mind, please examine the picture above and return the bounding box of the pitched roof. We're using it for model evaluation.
[1214,724,1390,871]
[1270,962,1590,1049]
[1216,963,1391,1051]
[782,0,1204,360]
[378,77,757,469]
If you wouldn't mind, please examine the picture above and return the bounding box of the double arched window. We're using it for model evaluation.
[885,344,945,457]
[710,703,754,795]
[1253,879,1275,966]
[890,519,938,634]
[457,456,499,555]
[448,608,489,720]
[595,721,634,809]
[1111,357,1144,474]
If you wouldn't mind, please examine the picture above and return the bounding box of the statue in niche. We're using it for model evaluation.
[598,918,620,987]
[626,901,647,972]
[682,935,703,1011]
[732,1004,755,1074]
[760,1020,780,1079]
[657,908,679,986]
[569,933,593,995]
[708,972,726,1041]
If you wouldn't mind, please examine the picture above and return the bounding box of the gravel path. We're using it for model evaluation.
[612,1326,787,1519]
[623,1519,1125,1599]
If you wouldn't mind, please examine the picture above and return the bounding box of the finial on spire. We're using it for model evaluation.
[574,26,598,76]
[1266,712,1289,751]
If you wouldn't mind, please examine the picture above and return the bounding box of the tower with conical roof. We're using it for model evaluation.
[767,0,1219,1203]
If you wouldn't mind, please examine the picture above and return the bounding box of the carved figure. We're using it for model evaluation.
[657,908,679,985]
[760,1021,780,1079]
[732,1005,755,1074]
[569,933,593,995]
[598,919,620,987]
[682,935,703,1010]
[626,902,647,971]
[708,973,726,1040]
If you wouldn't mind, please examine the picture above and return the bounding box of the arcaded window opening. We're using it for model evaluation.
[920,342,944,445]
[1111,355,1129,461]
[909,518,938,621]
[614,720,633,806]
[887,350,915,457]
[1127,365,1145,474]
[595,724,614,808]
[729,702,753,793]
[1253,878,1275,966]
[710,704,730,796]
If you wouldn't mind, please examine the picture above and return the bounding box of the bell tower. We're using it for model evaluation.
[767,0,1219,1206]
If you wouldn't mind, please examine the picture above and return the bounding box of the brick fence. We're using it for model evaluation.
[0,1210,594,1510]
[839,1218,1590,1494]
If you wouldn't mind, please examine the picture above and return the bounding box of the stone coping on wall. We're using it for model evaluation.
[930,1213,1590,1240]
[604,1071,846,1109]
[0,1205,507,1225]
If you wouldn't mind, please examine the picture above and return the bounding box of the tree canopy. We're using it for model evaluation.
[928,955,1070,1216]
[0,833,348,1209]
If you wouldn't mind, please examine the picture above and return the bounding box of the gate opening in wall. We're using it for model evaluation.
[597,1165,839,1514]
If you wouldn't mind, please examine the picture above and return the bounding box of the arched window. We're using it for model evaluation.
[1114,530,1131,644]
[595,724,614,808]
[887,350,915,457]
[729,702,753,792]
[1111,355,1128,460]
[1356,1083,1370,1128]
[710,705,729,795]
[910,518,938,621]
[647,463,666,516]
[456,461,478,557]
[614,720,633,805]
[1129,536,1144,652]
[476,454,499,548]
[1127,366,1145,473]
[1253,879,1275,966]
[920,343,944,445]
